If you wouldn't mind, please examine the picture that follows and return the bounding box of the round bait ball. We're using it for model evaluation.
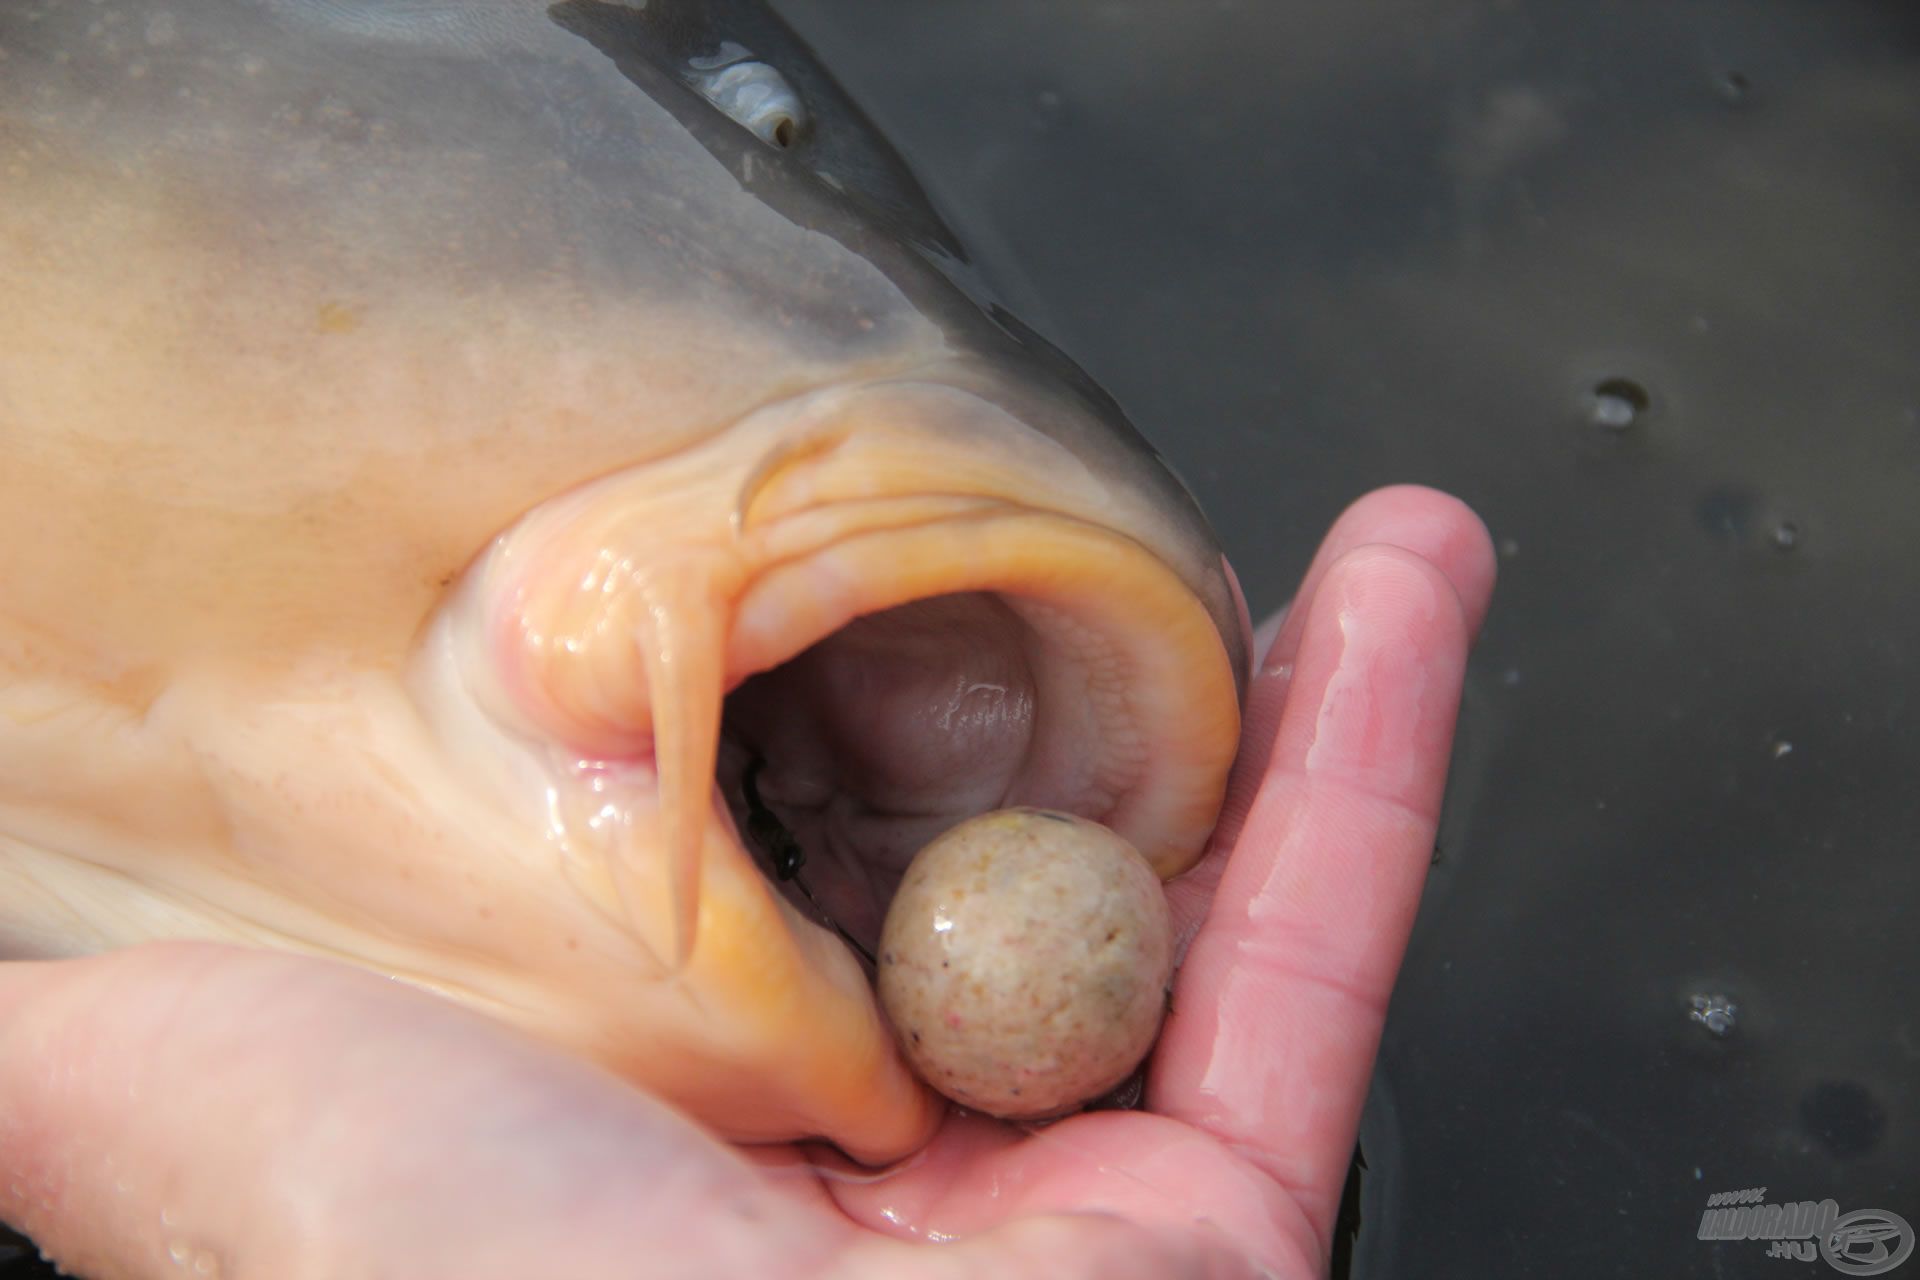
[877,808,1173,1120]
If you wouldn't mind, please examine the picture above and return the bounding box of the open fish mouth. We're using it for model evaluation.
[718,517,1232,958]
[407,375,1243,1161]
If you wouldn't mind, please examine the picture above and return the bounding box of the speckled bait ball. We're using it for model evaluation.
[876,808,1173,1120]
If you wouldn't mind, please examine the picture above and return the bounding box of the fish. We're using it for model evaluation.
[0,0,1247,1164]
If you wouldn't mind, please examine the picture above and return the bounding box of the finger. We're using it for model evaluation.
[1229,486,1494,834]
[1166,485,1495,943]
[1149,543,1477,1255]
[1260,485,1496,678]
[0,944,848,1280]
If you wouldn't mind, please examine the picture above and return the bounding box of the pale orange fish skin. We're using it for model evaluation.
[0,0,1245,1161]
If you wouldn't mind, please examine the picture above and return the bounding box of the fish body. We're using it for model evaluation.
[0,0,1244,1161]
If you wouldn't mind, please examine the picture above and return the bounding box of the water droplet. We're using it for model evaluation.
[1718,71,1751,105]
[1689,992,1738,1037]
[1771,521,1800,550]
[1501,667,1521,687]
[1497,536,1520,558]
[1588,377,1648,431]
[1771,740,1793,759]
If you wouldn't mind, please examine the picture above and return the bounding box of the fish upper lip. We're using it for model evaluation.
[718,371,1250,697]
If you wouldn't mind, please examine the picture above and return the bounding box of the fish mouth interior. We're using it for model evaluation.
[717,590,1084,958]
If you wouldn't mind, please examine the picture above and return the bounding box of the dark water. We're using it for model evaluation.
[7,2,1916,1276]
[765,1,1920,1276]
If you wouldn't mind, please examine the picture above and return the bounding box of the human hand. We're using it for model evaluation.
[0,485,1494,1279]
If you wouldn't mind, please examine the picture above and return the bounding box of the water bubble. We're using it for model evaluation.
[1689,992,1738,1037]
[1771,521,1800,551]
[1588,377,1648,432]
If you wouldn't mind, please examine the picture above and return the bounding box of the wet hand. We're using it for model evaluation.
[0,485,1494,1280]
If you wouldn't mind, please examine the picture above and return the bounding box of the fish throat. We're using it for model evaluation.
[720,590,1059,965]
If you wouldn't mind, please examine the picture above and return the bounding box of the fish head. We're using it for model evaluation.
[0,0,1247,1162]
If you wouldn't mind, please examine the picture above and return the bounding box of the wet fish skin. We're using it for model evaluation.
[0,0,1245,1160]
